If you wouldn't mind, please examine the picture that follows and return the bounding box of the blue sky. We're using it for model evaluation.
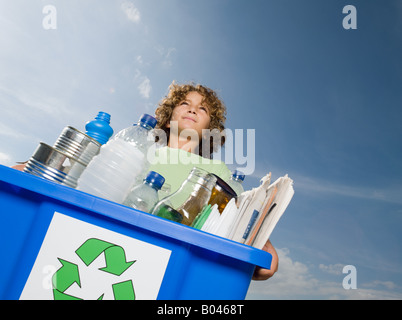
[1,0,402,299]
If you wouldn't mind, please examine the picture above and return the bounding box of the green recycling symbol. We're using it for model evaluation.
[52,238,136,300]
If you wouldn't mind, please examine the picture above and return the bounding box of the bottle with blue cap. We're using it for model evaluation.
[226,170,245,196]
[123,171,165,213]
[113,113,157,152]
[85,111,114,145]
[77,114,158,204]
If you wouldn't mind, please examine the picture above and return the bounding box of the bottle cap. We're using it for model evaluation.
[95,111,111,123]
[144,171,165,190]
[232,170,245,181]
[138,114,157,129]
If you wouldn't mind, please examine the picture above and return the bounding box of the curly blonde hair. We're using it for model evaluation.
[154,81,227,158]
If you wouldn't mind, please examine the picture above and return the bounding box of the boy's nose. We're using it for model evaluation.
[187,106,197,114]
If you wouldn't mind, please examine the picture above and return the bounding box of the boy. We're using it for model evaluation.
[150,81,278,280]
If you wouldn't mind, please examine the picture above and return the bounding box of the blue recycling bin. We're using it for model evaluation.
[0,164,271,300]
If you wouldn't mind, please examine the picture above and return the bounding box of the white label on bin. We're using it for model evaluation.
[20,212,171,300]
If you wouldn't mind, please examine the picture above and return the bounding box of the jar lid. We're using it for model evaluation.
[212,174,237,198]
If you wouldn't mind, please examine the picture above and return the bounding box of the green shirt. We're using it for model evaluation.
[149,146,232,194]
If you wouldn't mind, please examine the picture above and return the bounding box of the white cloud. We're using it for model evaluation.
[363,280,398,290]
[247,248,319,299]
[247,248,402,300]
[0,152,12,166]
[154,45,177,67]
[0,84,71,118]
[0,121,33,140]
[134,68,142,79]
[121,1,141,23]
[292,173,402,205]
[136,55,143,64]
[138,77,151,99]
[132,69,151,99]
[319,263,344,275]
[249,165,402,206]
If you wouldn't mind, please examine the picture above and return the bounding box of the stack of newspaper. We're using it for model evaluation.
[192,173,294,249]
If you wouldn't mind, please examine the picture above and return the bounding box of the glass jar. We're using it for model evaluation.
[208,174,237,214]
[152,167,217,226]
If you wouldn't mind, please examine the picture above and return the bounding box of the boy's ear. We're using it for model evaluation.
[166,122,170,128]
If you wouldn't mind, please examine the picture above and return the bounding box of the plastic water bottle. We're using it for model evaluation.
[123,171,165,213]
[226,170,245,196]
[77,114,157,204]
[85,111,114,145]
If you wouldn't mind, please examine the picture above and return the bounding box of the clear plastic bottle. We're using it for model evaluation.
[226,170,245,196]
[123,171,165,213]
[77,114,157,204]
[152,167,217,226]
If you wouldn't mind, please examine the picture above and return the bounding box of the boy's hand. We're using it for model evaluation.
[252,239,278,280]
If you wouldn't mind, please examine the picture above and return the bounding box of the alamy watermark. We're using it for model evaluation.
[42,5,57,30]
[342,5,357,30]
[342,265,357,290]
[147,122,256,175]
[42,4,357,31]
[42,264,57,290]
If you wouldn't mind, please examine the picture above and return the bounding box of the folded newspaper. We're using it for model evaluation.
[193,173,294,250]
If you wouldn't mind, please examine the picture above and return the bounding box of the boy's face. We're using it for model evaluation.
[168,91,211,139]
